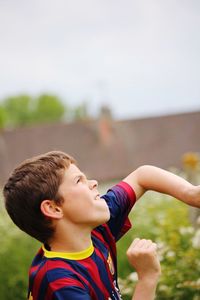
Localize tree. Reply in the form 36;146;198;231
2;95;32;127
0;94;67;128
33;94;66;124
0;106;7;129
0;93;92;129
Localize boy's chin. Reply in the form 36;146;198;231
97;212;110;226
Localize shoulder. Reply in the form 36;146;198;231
102;181;136;204
101;181;136;216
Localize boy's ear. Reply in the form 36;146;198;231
40;200;63;219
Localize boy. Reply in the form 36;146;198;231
3;151;200;300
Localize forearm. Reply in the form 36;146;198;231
136;165;194;205
124;164;200;206
132;277;158;300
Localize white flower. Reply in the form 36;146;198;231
192;229;200;249
159;284;170;292
128;272;138;282
179;226;194;235
196;216;200;226
166;251;175;258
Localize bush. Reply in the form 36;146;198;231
0;197;39;300
117;192;200;300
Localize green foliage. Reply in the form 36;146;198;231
0;198;39;300
117;192;200;300
0;94;65;128
0;106;7;128
33;94;66;124
0;94;91;129
1;95;32;127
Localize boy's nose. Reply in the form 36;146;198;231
89;179;98;189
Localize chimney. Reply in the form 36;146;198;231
98;106;113;146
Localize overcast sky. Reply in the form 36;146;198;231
0;0;200;119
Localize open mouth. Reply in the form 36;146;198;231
95;194;100;200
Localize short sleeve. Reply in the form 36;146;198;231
101;181;136;241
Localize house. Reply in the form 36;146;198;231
0;109;200;186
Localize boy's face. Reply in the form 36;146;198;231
58;164;110;228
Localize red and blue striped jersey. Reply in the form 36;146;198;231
28;181;136;300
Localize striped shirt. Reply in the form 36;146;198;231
28;181;136;300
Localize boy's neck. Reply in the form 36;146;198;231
49;223;93;253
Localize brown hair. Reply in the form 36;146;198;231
3;151;76;243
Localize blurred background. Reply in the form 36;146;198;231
0;0;200;299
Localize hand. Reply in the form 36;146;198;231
126;238;161;282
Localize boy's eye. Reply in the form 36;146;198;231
76;175;87;184
76;175;87;183
77;177;83;183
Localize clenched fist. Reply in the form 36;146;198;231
126;238;161;281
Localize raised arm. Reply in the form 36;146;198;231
123;165;200;208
